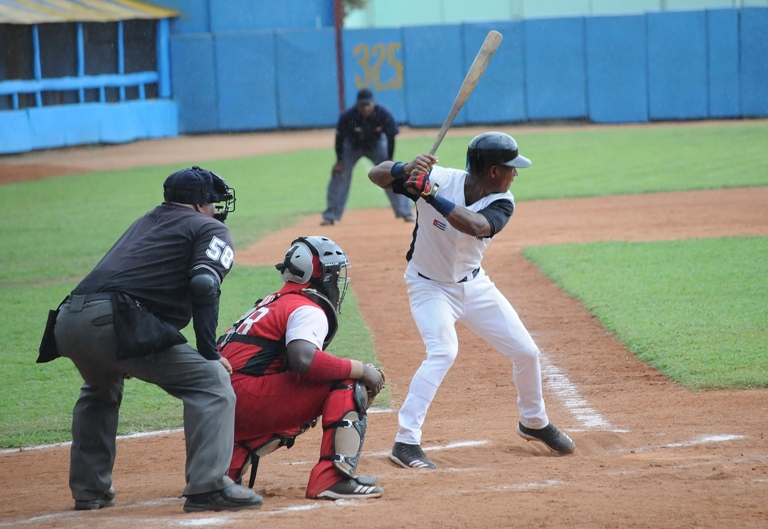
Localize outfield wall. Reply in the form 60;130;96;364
169;7;767;133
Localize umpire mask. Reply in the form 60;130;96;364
163;166;236;223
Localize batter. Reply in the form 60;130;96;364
368;132;576;469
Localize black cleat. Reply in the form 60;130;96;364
390;442;437;469
517;422;576;455
314;476;382;500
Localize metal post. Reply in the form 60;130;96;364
156;18;171;98
77;22;85;103
334;0;345;114
118;20;125;101
32;24;42;107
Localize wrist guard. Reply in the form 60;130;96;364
390;162;407;180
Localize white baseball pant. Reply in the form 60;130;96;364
395;268;549;445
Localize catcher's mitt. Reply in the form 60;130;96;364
365;363;386;408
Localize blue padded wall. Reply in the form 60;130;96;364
27;106;70;149
275;29;338;128
100;101;179;143
0;101;178;154
215;32;278;131
524;17;588;120
150;0;210;34
463;21;527;124
647;11;708;120
402;25;466;127
585;15;648;123
0;111;33;154
342;28;406;123
707;9;740;118
740;7;768;117
170;34;218;133
209;0;333;32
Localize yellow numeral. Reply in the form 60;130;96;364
353;42;403;91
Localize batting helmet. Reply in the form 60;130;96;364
163;166;236;222
466;132;531;173
275;236;351;315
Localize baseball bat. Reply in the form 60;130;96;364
428;30;503;156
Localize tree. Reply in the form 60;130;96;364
343;0;368;16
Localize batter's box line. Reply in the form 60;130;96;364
365;439;490;459
539;351;617;431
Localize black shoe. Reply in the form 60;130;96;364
314;477;383;500
517;422;576;455
74;486;116;510
183;483;264;513
320;218;335;226
389;442;437;469
403;214;416;222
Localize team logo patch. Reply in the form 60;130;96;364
433;219;446;231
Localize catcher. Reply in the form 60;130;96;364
218;236;386;500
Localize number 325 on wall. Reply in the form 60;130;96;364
353;43;403;91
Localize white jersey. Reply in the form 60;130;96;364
406;165;515;283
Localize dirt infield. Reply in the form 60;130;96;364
1;125;767;528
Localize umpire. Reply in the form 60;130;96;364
40;166;262;513
321;88;414;225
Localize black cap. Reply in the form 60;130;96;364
356;88;374;104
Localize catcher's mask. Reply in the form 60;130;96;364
466;132;531;174
163;166;236;223
275;236;350;314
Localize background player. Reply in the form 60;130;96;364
45;167;262;512
321;88;414;225
219;236;385;500
368;133;576;469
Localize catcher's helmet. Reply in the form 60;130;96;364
466;132;531;173
163;166;236;223
275;236;350;315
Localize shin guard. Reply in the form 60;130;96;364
319;380;368;478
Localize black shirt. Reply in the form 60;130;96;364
74;203;235;331
335;104;399;161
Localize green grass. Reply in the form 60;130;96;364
1;121;766;446
523;237;768;390
427;122;768;200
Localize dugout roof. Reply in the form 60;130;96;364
0;0;176;24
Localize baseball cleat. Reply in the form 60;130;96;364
74;486;116;510
314;477;382;500
183;483;263;513
389;441;438;469
517;422;576;455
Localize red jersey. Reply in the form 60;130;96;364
219;282;328;376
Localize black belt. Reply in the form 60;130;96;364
65;293;113;312
418;267;480;284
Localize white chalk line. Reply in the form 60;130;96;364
437;479;564;497
0;428;184;456
617;434;747;455
367;439;490;458
538;350;618;431
663;434;745;448
0;434;756;527
0;494;377;527
1;410;395;456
